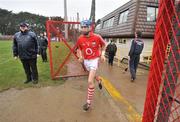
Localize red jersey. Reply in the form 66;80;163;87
76;32;106;59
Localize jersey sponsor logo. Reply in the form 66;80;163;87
85;48;93;55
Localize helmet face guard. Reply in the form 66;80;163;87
80;20;92;27
80;20;92;35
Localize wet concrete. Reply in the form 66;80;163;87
0;61;149;122
0;78;121;122
98;62;149;118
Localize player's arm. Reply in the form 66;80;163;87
99;35;106;62
76;39;84;63
100;44;106;62
77;49;84;63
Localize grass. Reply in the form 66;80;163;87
50;42;70;75
0;40;69;92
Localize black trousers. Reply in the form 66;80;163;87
21;58;38;81
129;55;140;79
108;52;115;65
40;48;47;61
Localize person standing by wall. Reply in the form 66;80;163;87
128;31;144;82
76;20;106;111
106;40;117;66
13;22;39;84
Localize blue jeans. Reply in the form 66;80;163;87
129;55;140;79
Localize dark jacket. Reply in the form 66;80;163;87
38;36;48;49
106;43;117;56
128;39;144;56
13;30;38;60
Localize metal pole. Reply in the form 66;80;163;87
77;12;80;30
64;0;68;39
89;0;95;22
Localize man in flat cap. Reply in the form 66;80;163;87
13;22;39;84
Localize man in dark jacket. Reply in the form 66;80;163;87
38;32;48;62
13;22;39;84
128;31;144;82
106;40;117;66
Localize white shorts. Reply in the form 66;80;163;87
84;58;99;71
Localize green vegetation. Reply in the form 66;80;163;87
0;41;66;92
0;8;63;35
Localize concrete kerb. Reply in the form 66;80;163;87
100;76;142;122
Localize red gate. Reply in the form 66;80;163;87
142;0;180;122
46;21;88;79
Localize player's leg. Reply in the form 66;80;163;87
95;75;102;89
83;69;96;111
94;58;102;89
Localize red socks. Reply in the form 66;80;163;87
86;86;95;105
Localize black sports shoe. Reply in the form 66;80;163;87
33;80;38;84
95;77;102;90
24;80;32;84
83;103;90;111
131;78;135;82
98;82;102;90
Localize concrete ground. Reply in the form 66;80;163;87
0;62;149;122
98;62;149;121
